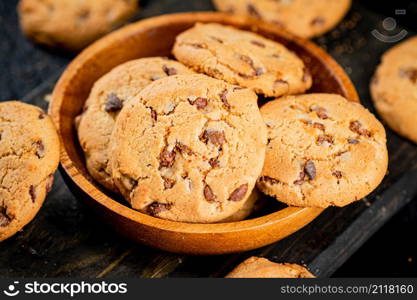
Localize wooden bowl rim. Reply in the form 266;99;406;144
50;12;359;235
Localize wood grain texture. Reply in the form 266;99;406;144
0;0;416;278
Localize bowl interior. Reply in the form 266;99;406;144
51;13;358;231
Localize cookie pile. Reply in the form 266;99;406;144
0;101;60;241
76;23;388;223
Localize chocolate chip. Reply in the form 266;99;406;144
45;174;54;193
332;171;343;179
33;141;45;158
162;65;177;76
147;202;171;216
251;40;265;48
204;184;216;202
162;177;176;189
255;67;264;76
313;122;325;131
311;17;325;26
189;97;208;110
304;160;316;180
317;134;334;144
104;93;123;112
259;176;280;185
150;108;157;121
209;157;220;168
239;55;255;68
247;3;261;19
201;130;226;146
294;171;307;185
0;208;11;227
159;146;176;168
228;184;248;202
210;36;224;43
349;121;371;137
29;185;36;203
39;111;46;119
220;90;231;109
347;138;360;144
176;142;194;156
399;67;417;83
311;106;328;119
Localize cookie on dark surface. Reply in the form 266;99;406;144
0;101;60;242
371;36;417;144
212;0;351;39
18;0;139;51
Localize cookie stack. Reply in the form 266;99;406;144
76;23;388;224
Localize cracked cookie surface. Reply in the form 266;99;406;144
257;94;388;208
76;57;194;192
371;36;417;144
18;0;139;51
173;23;312;97
212;0;351;39
226;257;315;278
0;101;59;241
110;74;267;223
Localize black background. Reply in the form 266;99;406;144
0;0;416;277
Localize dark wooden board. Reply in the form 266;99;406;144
1;0;417;278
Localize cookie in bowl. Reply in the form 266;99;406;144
0;101;60;242
173;23;312;97
18;0;139;51
212;0;351;39
257;93;388;208
76;57;194;192
109;74;267;223
226;257;315;278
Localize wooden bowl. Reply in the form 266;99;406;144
50;12;359;255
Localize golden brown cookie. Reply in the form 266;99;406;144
226;257;315;278
18;0;139;51
257;94;388;208
371;36;417;144
0;101;60;242
110;74;267;223
212;0;351;39
173;23;312;97
76;57;194;192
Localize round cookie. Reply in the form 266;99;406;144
257;94;388;208
173;23;312;97
76;57;194;192
212;0;351;39
110;74;267;223
226;257;315;278
18;0;139;51
371;36;417;144
0;101;60;242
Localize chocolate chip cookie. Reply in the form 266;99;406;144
173;23;312;97
226;257;315;278
76;57;194;192
212;0;351;39
0;101;60;242
257;94;388;208
371;36;417;144
18;0;139;51
110;74;267;223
